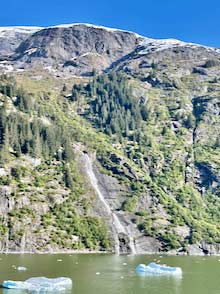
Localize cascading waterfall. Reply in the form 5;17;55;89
82;153;136;255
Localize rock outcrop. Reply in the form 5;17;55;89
13;24;142;75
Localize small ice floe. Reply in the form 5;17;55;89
135;262;182;276
2;277;72;291
17;266;27;271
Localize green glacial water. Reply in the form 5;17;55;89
0;254;220;294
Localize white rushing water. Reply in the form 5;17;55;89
83;153;136;255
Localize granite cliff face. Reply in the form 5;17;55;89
0;24;220;255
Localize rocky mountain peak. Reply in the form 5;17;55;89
0;23;220;77
11;23;143;75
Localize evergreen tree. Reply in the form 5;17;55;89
64;166;74;189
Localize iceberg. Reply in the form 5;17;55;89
135;262;182;276
17;266;27;271
2;277;72;292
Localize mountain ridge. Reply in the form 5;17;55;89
0;23;220;255
0;23;217;49
1;23;219;78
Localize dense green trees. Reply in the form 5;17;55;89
71;72;147;138
0;74;110;251
0;75;74;164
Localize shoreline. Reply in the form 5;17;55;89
0;250;109;255
1;250;220;256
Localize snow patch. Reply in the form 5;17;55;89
71;52;102;60
138;38;218;54
24;48;38;55
0;26;43;38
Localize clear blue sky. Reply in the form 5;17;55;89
1;0;220;47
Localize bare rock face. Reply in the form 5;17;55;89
0;27;42;58
13;24;142;75
2;23;220;79
135;236;162;254
187;242;220;255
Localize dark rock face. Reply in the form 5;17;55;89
14;25;142;75
118;233;132;254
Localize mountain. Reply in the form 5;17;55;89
0;24;220;255
0;27;42;57
1;24;220;76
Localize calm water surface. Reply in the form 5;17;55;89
0;254;220;294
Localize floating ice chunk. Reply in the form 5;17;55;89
2;277;72;292
17;266;27;271
135;262;182;276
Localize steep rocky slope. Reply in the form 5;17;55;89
0;24;220;255
12;24;142;75
0;27;42;57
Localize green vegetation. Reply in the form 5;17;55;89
0;74;110;251
69;71;220;251
1;68;220;253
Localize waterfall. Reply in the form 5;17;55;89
82;153;136;255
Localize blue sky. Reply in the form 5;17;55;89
1;0;220;47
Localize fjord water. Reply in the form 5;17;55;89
0;254;220;294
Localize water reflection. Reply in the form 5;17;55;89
135;272;182;294
3;290;25;294
3;290;72;294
